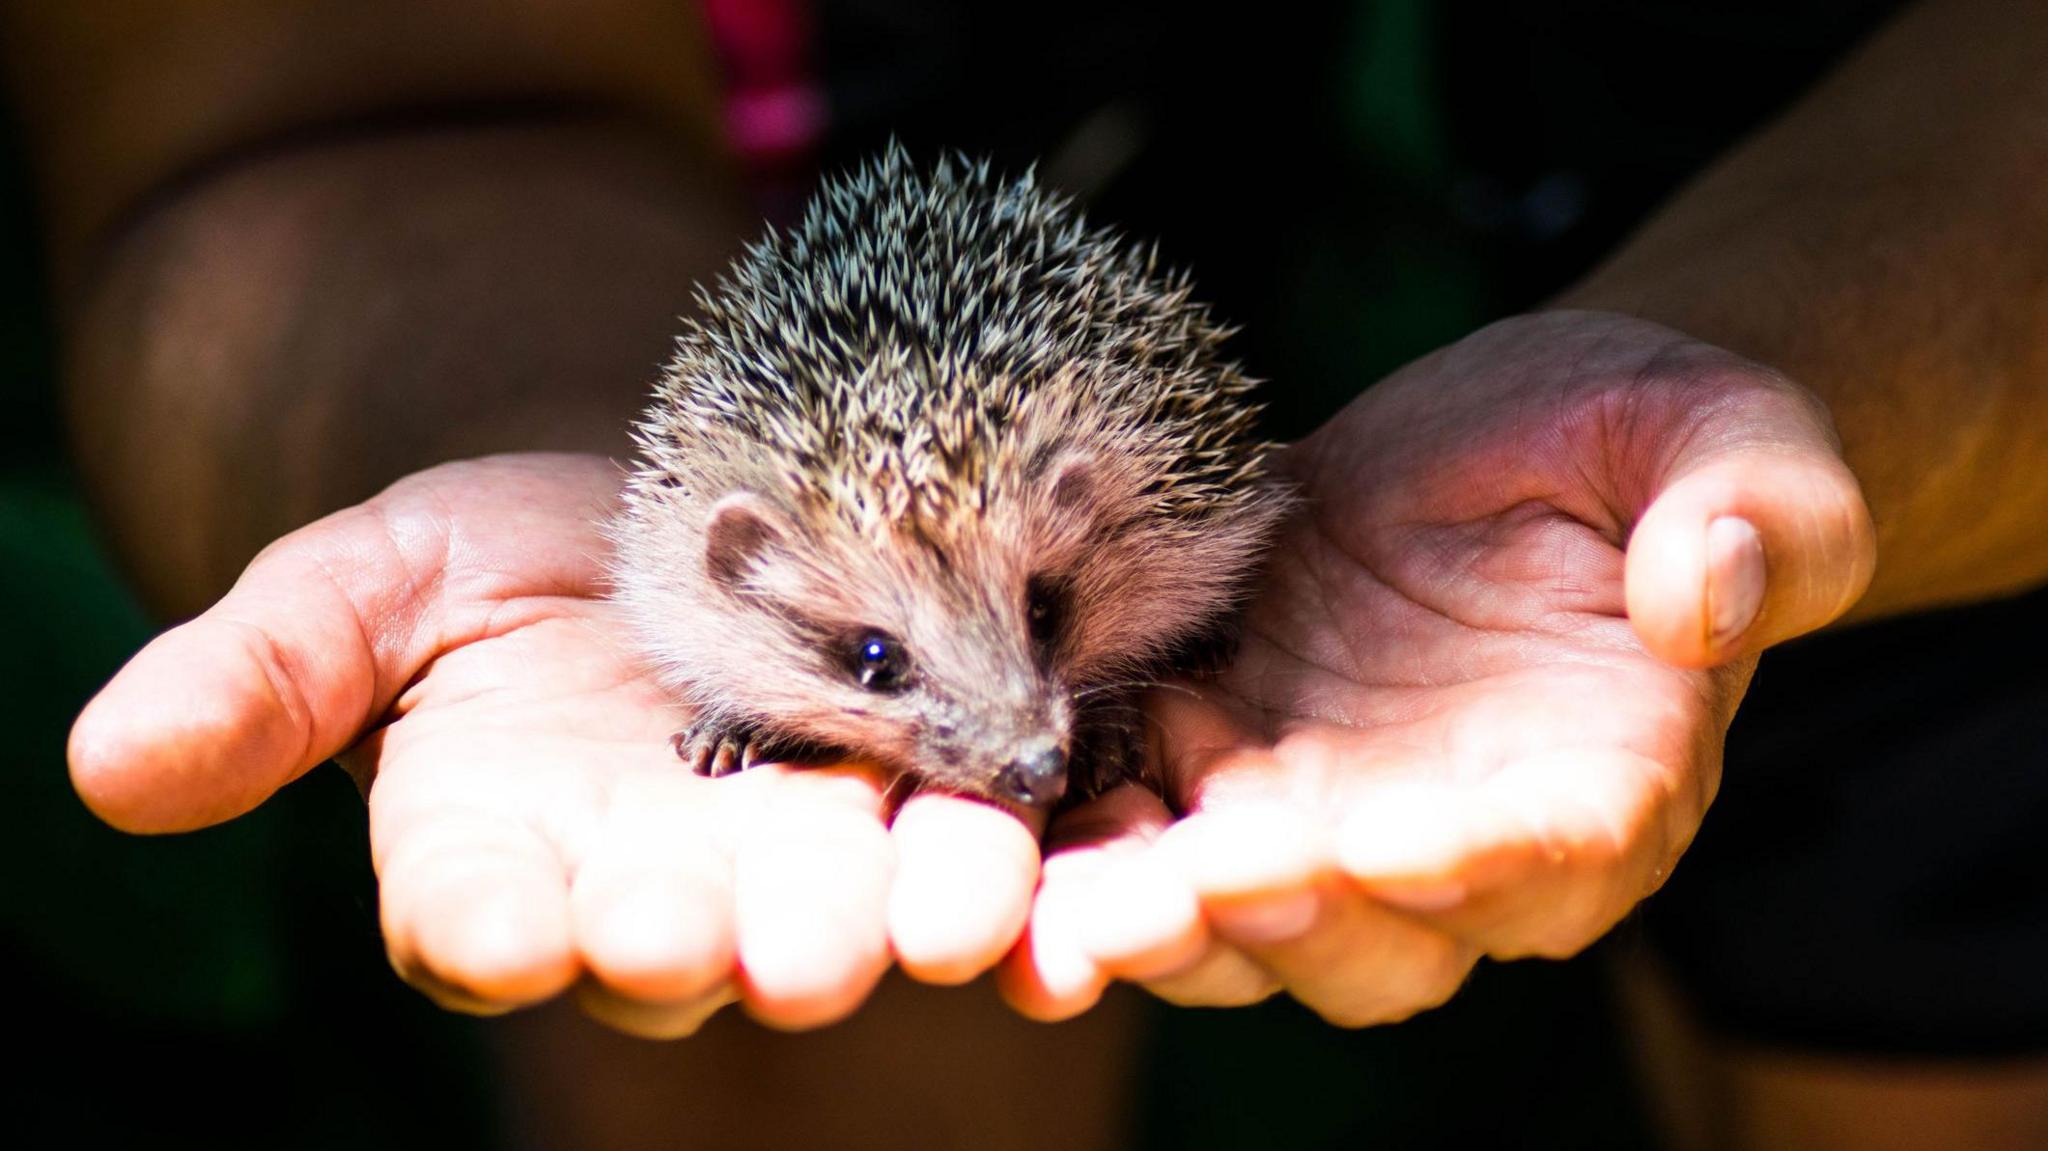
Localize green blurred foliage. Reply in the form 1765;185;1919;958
0;476;286;1027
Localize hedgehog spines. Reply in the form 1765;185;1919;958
633;141;1272;536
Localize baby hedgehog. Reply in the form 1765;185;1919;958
611;144;1288;810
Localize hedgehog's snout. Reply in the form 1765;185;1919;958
997;743;1068;808
919;696;1072;808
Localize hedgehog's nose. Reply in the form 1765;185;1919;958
999;745;1068;808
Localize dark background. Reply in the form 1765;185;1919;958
10;1;1985;1147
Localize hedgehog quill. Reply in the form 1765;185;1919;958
611;145;1290;810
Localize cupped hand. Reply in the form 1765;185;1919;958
1000;310;1877;1025
69;453;1043;1035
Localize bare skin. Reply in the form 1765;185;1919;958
1001;1;2048;1147
68;450;1065;1029
999;311;1865;1021
25;0;2048;1149
21;0;1113;1139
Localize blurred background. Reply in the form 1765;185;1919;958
3;0;1946;1146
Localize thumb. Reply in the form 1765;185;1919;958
1623;385;1877;668
67;507;423;834
67;453;618;833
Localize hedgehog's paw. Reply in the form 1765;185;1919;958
670;722;761;779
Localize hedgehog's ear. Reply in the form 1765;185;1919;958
1045;452;1100;514
704;492;793;589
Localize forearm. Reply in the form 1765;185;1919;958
6;0;745;615
61;119;744;613
1559;0;2048;620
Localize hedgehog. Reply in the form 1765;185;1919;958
610;144;1290;811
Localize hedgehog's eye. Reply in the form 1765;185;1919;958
849;632;912;693
1026;576;1064;650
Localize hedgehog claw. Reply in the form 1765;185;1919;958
672;724;756;779
710;738;742;777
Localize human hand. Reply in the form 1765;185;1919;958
999;311;1876;1024
69;453;1045;1035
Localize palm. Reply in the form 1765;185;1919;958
348;463;682;816
347;569;698;1009
74;452;1046;1035
1212;357;1744;863
1008;312;1865;1025
1178;316;1742;861
1227;504;1721;805
351;539;688;871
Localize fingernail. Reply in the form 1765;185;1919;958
1208;891;1321;943
1706;516;1765;647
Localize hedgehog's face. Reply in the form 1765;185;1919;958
618;439;1275;808
620;444;1260;808
654;472;1098;808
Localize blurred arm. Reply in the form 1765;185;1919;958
1559;0;2048;621
2;0;747;613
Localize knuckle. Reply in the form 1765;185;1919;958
1400;934;1481;1013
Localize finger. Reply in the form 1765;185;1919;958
1160;803;1323;956
1213;873;1475;1028
576;979;740;1040
887;794;1043;985
1153;802;1473;1025
1625;382;1875;668
1336;750;1690;960
1077;850;1208;980
994;859;1109;1022
995;785;1169;1021
1248;882;1477;1028
1058;786;1210;980
1046;788;1286;1011
379;808;580;1011
732;765;896;1030
68;455;621;832
68;533;392;832
1136;939;1281;1009
1097;795;1288;1010
1110;718;1332;1008
570;771;735;1005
